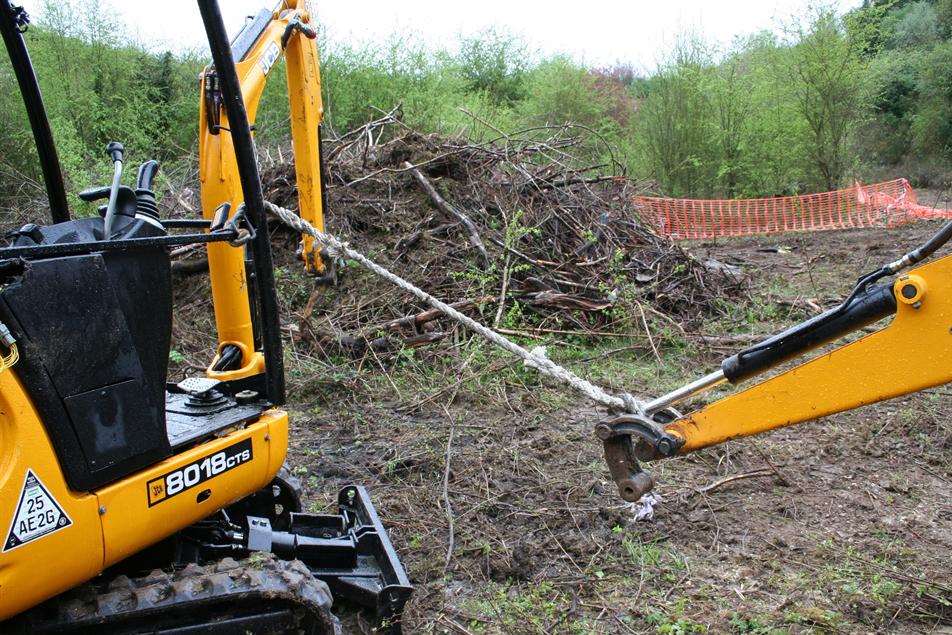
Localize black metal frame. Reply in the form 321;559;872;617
0;0;69;222
243;486;413;625
0;226;240;259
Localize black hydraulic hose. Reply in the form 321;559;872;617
734;217;952;364
889;219;952;270
734;266;889;362
198;0;286;406
0;0;69;223
722;283;897;383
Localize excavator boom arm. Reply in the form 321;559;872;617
667;257;952;451
199;0;327;382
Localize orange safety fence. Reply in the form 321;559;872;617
635;179;952;240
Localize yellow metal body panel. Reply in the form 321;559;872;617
98;411;288;567
284;7;326;275
0;373;103;621
0;3;319;622
0;403;288;620
199;2;325;378
666;254;952;452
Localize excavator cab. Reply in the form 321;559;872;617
0;1;410;631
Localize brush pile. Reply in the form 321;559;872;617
175;111;742;361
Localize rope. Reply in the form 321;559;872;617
264;200;645;415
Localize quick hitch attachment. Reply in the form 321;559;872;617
596;414;684;502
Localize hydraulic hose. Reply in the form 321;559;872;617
886;219;952;272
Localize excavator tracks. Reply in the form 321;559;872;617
6;554;342;634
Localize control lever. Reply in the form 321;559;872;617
78;186;111;202
134;160;161;222
135;159;159;191
103;141;125;239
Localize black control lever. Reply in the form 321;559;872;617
134;160;161;221
78;186;111;202
136;159;160;191
103;141;125;239
79;158;163;227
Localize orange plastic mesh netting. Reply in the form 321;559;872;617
635;179;952;240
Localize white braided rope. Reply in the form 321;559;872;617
264;201;645;414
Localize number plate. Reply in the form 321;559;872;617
147;439;253;506
4;470;72;552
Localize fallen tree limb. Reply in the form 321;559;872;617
404;161;490;266
364;295;497;335
171;258;209;276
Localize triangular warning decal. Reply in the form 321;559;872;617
3;470;72;552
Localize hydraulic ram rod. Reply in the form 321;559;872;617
643;282;898;415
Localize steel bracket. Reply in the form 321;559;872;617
595;414;684;502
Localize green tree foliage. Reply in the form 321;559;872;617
0;0;200;211
637;38;718;197
911;41;952;158
885;1;940;48
937;0;952;37
455;29;528;104
786;9;867;189
2;0;951;212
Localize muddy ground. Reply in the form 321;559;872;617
280;222;951;634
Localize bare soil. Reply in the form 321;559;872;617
284;223;951;634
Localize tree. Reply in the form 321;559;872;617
786;10;867;190
456;29;528;104
637;37;719;197
709;54;754;196
911;41;952;158
886;1;939;49
936;0;952;38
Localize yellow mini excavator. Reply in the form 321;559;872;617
0;1;409;632
3;0;952;632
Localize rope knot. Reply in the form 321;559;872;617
620;393;646;416
524;346;549;371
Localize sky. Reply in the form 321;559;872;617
66;0;862;69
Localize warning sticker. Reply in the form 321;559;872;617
3;470;72;552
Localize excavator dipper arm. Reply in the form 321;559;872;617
602;220;952;501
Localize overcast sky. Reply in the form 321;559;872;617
62;0;862;69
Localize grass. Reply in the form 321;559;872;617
275;225;952;633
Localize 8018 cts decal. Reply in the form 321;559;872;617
148;439;252;506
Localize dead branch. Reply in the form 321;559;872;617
404;161;490;266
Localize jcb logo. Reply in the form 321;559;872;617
260;42;280;76
149;481;166;503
